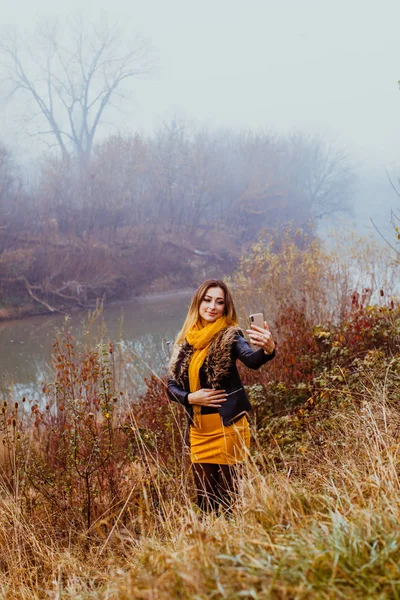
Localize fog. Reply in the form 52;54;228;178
2;3;398;131
1;0;399;235
2;3;399;140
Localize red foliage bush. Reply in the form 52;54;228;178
12;331;129;530
239;295;400;430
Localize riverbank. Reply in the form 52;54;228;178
0;303;48;322
0;287;194;324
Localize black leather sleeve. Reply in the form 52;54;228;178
167;379;190;406
233;332;276;370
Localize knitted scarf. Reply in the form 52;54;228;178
186;316;230;427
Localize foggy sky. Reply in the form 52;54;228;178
1;0;400;233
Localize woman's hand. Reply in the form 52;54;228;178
246;320;275;354
188;388;228;407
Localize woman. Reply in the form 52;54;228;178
167;279;275;512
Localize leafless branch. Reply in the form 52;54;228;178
370;218;399;256
386;168;400;198
0;18;153;162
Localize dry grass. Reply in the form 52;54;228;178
1;380;400;599
1;230;399;598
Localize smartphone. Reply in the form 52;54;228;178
248;313;264;329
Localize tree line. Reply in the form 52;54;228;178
0;125;355;314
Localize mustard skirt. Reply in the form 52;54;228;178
190;413;250;465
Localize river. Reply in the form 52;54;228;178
0;291;192;401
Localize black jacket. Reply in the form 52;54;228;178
167;326;275;426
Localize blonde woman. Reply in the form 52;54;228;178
168;279;275;512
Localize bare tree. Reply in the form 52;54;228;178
0;18;153;164
285;133;357;220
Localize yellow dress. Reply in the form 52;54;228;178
190;413;250;465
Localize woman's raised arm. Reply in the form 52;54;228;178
233;332;275;370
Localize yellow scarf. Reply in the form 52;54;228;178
186;316;230;427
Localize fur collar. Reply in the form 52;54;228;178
169;326;242;389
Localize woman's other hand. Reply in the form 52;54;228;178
246;320;275;354
188;388;228;407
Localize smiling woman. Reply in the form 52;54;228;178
199;287;226;324
167;279;276;513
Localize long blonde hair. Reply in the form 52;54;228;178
175;280;238;344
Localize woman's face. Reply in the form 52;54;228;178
199;286;226;326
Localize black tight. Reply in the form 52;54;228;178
192;463;238;513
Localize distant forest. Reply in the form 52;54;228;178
0;126;356;316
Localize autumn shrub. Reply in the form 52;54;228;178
230;226;331;325
244;299;400;469
231;226;400;327
7;329;128;531
0;316;191;543
229;227;399;453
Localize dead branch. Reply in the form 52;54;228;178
24;278;66;314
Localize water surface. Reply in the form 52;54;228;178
0;292;192;400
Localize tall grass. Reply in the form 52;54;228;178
0;230;399;598
0;350;399;598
